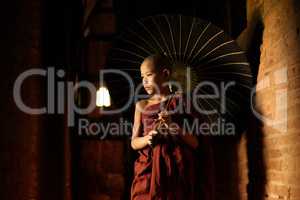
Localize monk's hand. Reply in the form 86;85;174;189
146;130;158;146
158;110;172;125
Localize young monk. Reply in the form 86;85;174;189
130;54;214;200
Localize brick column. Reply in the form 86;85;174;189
238;0;300;199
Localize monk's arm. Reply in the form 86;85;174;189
131;102;151;150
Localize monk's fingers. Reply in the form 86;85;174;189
163;110;172;115
146;135;152;145
158;111;169;118
159;114;171;122
149;130;158;136
158;114;168;119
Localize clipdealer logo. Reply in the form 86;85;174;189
12;66;288;136
13;67;137;127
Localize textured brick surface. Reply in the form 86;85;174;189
236;0;300;199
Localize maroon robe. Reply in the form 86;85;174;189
131;94;214;200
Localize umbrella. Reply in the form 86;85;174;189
106;14;253;135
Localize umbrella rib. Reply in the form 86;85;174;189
186;22;211;64
151;16;175;62
203;51;245;65
127;28;157;54
197;62;250;71
193;87;223;122
113;48;146;59
190;30;224;63
198;75;253;90
200;71;253;78
183;17;195;63
164;15;177;60
194;88;237;127
137;20;166;55
220;62;250;66
196;88;237;121
179;15;182;62
195;40;235;64
121;38;153;55
197;82;248;111
193;96;215;127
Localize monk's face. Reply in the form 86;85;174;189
140;59;168;95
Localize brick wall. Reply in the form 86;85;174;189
237;0;300;199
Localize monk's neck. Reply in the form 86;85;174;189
151;91;172;102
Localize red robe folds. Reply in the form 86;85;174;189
131;94;214;200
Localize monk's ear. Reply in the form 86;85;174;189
162;68;171;78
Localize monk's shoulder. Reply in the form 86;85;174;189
135;99;147;111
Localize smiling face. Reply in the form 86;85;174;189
140;56;171;95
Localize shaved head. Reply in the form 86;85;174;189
143;54;172;73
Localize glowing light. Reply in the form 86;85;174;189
96;86;111;107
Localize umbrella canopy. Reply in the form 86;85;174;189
106;15;253;135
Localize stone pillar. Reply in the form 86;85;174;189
238;0;300;199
